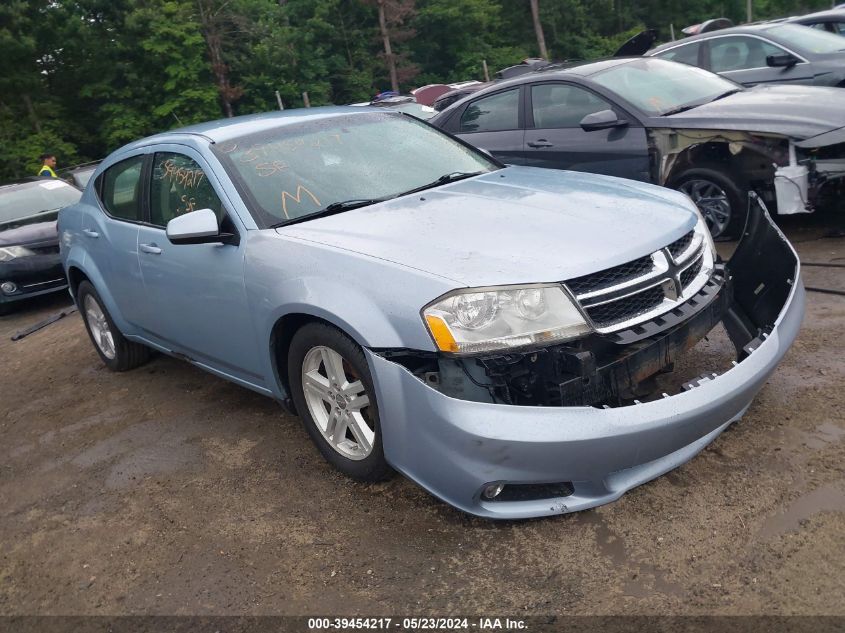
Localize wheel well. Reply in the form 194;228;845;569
270;313;336;407
67;266;89;299
665;141;773;190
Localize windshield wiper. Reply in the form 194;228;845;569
708;88;742;103
660;103;703;116
270;197;388;228
397;171;484;196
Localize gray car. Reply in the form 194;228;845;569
785;9;845;36
58;108;803;519
647;23;845;88
430;57;845;239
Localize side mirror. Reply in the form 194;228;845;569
766;53;798;68
478;148;494;159
580;109;629;132
166;208;233;245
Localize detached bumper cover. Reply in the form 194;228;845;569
367;204;804;518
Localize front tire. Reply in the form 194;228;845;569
288;322;393;483
672;167;747;239
77;280;151;371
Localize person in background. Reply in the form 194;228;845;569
37;153;58;178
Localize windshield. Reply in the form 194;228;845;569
592;58;740;116
764;23;845;54
213;111;496;226
0;180;81;225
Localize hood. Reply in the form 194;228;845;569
659;84;845;139
613;29;658;57
277;166;696;288
0;213;59;247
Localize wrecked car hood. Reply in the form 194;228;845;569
656;85;845;140
277;166;696;287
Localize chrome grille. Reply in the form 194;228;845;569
565;255;655;296
584;285;666;328
667;230;694;260
564;229;712;333
680;256;703;288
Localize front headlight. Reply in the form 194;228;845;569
0;246;35;262
422;284;591;354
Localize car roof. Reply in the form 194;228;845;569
788;9;845;22
649;23;787;53
119;106;387;151
451;57;637;91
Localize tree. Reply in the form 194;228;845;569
529;0;548;59
364;0;417;92
196;0;245;117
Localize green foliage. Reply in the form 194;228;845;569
0;0;839;181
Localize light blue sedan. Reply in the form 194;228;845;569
58;108;803;518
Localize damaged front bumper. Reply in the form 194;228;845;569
366;202;804;519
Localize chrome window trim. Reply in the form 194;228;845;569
653;33;810;69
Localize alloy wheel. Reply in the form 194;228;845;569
301;346;375;461
679;178;732;238
84;294;116;360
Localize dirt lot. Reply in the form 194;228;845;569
1;216;843;617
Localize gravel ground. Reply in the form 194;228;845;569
0;216;843;616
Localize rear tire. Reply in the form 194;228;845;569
672;167;747;239
77;280;151;371
288;322;393;483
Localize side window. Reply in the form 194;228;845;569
655;42;701;66
709;36;787;72
100;155;144;221
460;89;520;133
835;22;845;35
531;84;613;129
150;153;224;227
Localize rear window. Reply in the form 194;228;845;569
100;155;144;221
0;181;81;225
764;23;845;54
460;89;520;133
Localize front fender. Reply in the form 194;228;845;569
245;232;459;397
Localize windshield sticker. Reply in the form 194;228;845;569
281;185;320;219
39;180;67;190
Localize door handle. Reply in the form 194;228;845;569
82;229;99;238
527;140;553;148
139;243;162;255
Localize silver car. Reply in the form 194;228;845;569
58;108;803;518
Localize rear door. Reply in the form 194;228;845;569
521;82;650;182
703;35;814;85
450;87;525;164
83;154;147;325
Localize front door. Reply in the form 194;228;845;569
522;82;650;182
136;149;264;383
705;35;814;86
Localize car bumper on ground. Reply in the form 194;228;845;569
367;204;804;519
